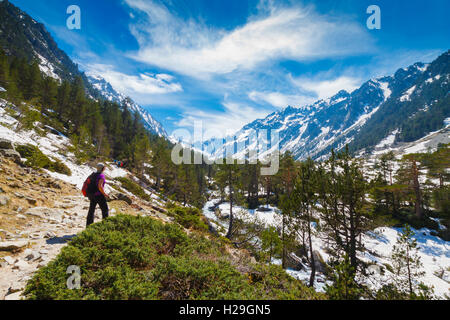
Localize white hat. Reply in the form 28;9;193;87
96;163;105;172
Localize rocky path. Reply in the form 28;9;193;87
0;195;97;299
0;155;172;300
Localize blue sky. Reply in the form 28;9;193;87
10;0;450;138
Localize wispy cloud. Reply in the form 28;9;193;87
290;75;362;100
124;0;374;78
86;63;183;96
248;91;315;108
175;101;272;140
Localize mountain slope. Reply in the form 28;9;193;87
204;51;450;160
0;0;166;138
0;0;87;83
87;75;167;137
349;51;450;154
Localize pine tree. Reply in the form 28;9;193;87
69;76;87;133
39;76;57;112
261;226;282;264
390;225;434;299
325;255;361;300
317;147;372;277
215;161;242;239
371;151;397;215
396;154;425;219
56;80;71;120
287;158;318;286
0;49;9;87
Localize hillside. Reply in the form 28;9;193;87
87;75;167;137
0;0;81;82
0;0;166;137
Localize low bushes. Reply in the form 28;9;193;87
24;215;323;300
166;204;209;232
115;177;151;202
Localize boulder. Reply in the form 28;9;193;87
8;282;25;294
0;195;10;206
312;250;329;275
285;252;306;271
4;292;22;300
215;208;229;220
25;207;63;218
44;231;56;239
151;204;167;214
37;259;50;268
3;256;16;265
0;240;28;252
24;249;41;261
39;248;50;255
0;149;21;163
0;138;13;150
25;197;37;206
13;259;29;271
8;181;21;188
116;193;132;205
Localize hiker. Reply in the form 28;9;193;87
83;163;109;227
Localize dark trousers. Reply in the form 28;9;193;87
86;194;109;227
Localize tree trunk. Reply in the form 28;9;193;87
307;209;316;287
412;160;423;219
226;172;234;239
281;212;286;269
349;207;357;274
406;246;413;296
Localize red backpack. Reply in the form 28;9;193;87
82;173;100;197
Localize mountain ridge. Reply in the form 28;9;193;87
87;75;167;137
202;52;449;161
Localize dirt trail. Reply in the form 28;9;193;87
0;158;171;300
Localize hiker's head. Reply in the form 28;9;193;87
96;163;105;173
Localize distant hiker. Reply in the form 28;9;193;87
82;163;109;227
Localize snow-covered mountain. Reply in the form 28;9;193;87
203;51;450;160
87;75;167;137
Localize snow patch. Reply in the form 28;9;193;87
400;86;416;102
378;81;392;101
375;129;399;149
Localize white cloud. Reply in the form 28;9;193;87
175;101;272;140
86;63;182;95
248;91;315;108
290;75;362;100
124;0;373;78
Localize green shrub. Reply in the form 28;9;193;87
16;144;72;176
49;159;72;176
167;205;209;232
19;107;41;130
115;177;151;202
24;215;323;300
